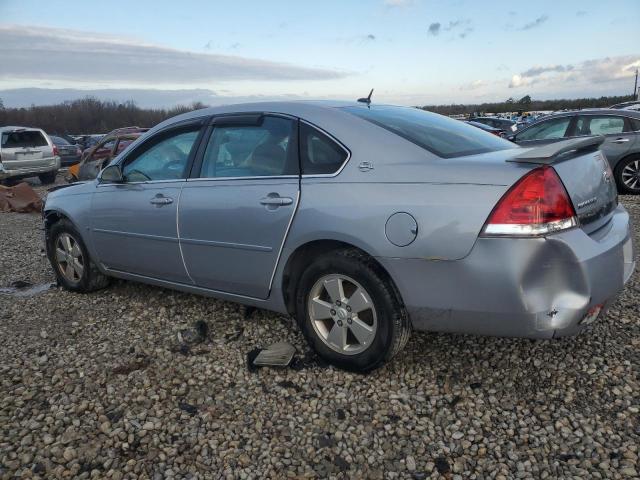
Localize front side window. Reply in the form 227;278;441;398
575;116;626;136
199;116;296;178
300;123;348;175
122;129;199;182
343;105;514;158
516;117;572;141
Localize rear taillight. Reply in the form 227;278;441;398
52;145;59;156
481;165;578;236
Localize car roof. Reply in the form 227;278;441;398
149;100;383;132
0;126;45;133
537;108;640;120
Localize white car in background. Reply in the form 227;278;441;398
0;126;60;184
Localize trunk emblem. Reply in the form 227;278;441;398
577;197;597;209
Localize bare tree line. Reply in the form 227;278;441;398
0;94;635;135
0;97;207;135
421;94;634;116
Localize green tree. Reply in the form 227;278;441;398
518;95;532;106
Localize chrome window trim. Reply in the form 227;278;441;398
97;178;188;187
299;119;352;178
186;175;299;182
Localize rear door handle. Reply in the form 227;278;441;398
260;196;293;206
150;195;173;206
612;138;630;144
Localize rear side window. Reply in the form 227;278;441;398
200;116;297;178
516;117;571;141
575;116;626;136
300;123;348;174
630;117;640;131
343;106;513;158
1;130;48;148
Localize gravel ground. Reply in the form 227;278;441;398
1;175;639;479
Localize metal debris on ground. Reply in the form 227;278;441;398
0;281;54;297
176;320;209;345
0;182;43;213
251;341;296;368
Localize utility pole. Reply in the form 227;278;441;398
635;69;639;101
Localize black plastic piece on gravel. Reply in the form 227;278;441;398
435;457;451;474
178;402;198;415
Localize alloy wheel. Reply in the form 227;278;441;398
621;160;640;190
55;233;84;283
307;274;377;355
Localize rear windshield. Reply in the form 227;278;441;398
51;136;70;145
343;105;515;158
1;130;48;148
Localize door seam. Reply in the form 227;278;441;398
176;183;196;285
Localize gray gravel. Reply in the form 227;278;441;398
1;175;639;479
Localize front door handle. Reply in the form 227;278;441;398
260;195;293;207
612;138;630;144
150;195;174;206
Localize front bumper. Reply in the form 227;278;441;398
0;157;60;180
379;204;635;339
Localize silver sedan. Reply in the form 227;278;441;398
43;101;635;371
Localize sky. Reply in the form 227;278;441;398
0;0;639;108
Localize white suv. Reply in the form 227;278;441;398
0;126;60;184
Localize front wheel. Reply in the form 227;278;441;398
614;155;640;194
295;249;410;372
47;219;110;292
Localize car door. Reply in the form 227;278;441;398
571;114;635;166
91;122;204;283
178;114;300;299
513;115;575;147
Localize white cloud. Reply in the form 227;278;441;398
0;25;347;88
509;55;640;90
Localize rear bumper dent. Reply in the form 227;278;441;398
380;204;635;339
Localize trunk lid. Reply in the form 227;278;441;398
510;137;617;234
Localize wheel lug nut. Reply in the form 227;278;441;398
337;320;343;327
347;318;352;324
336;301;341;306
331;309;336;316
346;306;351;312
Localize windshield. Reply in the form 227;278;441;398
343;105;515;158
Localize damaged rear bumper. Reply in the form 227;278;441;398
379;204;635;339
0;158;60;180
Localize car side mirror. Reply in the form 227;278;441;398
100;164;123;183
507;134;516;142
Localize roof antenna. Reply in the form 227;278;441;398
357;88;374;106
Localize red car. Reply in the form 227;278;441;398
68;127;149;181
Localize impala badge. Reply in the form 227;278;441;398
577;197;597;209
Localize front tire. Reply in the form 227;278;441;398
614;155;640;194
295;249;410;372
47;219;110;292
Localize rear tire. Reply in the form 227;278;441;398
38;171;57;185
614;155;640;194
295;249;410;372
47;219;110;292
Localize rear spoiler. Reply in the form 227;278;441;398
508;136;605;164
